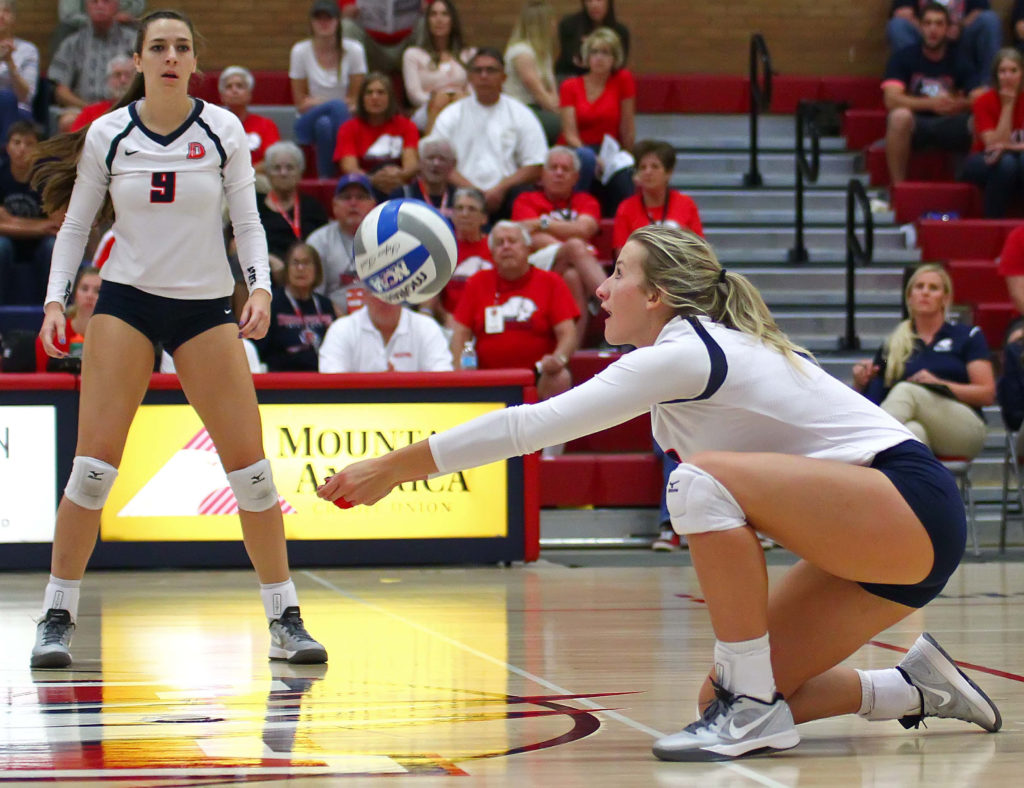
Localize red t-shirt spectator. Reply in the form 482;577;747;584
242;113;281;166
511;188;602;225
333;115;419;171
34;317;82;372
558;69;636;146
971;90;1024;153
613;191;704;251
998;225;1024;277
454;266;579;370
70;100;114;131
442;237;493;315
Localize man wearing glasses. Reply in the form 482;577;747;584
431;48;548;219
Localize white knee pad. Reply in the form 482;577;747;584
65;456;118;510
666;463;746;536
227;459;279;512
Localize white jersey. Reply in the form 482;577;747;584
429;316;917;474
46;99;271;306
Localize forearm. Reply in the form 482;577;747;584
496;165;541;194
448;169;474;189
940;380;995;407
55;84;86;109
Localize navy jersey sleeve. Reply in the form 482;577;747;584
963;325;991;363
883;47;913;86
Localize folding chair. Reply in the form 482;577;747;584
937;457;979;556
1000;429;1024;553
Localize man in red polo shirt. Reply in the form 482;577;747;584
451;221;579;403
512;146;608;345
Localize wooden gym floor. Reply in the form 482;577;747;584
1;553;1022;786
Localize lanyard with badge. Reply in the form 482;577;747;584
268;192;302;239
484;281;505;334
643;190;672;226
285;291;324;351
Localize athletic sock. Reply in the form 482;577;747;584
260;578;299;621
855;667;922;721
714;634;777;702
42;575;81;623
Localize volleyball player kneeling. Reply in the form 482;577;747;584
317;225;1000;761
30;10;326;669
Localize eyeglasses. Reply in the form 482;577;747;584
470;65;502;75
269;163;299;173
453;204;483;213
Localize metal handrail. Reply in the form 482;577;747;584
840;178;874;351
787;100;821;263
743;33;772;188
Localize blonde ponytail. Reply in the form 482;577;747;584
629;226;812;364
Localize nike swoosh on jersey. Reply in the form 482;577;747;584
125;149;139;156
223;308;232;314
727;711;772;740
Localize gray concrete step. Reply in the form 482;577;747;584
688;189;879;212
675;152;860;177
701;208;895;226
706;226;907;252
736;266;907;292
716;247;921;265
774;310;903;335
636;113;848;153
672;172;866;189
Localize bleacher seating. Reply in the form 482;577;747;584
539;350;662;508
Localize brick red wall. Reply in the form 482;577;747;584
14;0;1018;80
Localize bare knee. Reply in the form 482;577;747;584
887;108;914;137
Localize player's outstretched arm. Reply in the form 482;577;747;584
317;440;438;507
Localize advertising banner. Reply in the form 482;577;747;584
0;405;57;543
101;402;508;542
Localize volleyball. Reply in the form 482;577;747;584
354;198;457;305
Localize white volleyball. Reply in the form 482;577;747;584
354;198;457;305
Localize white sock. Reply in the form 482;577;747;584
42;575;81;622
855;667;921;721
714;634;776;702
260;578;299;620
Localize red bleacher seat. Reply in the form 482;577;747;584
539;453;662;507
819;76;883;111
189;70;293;105
769;75;822;114
843;108;886;151
947;259;1004;305
892;182;981;224
974;302;1017;348
866;141;957;186
918;219;1022;260
299;178;337;215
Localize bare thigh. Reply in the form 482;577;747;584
172;326;265;471
692;451;934;586
76;314;156;464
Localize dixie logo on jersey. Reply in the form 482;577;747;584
187;142;206;160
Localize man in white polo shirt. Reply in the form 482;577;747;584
431;47;547;218
317;293;454;373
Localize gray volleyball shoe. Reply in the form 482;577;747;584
652;681;800;762
30;608;75;669
896;632;1001;732
268;606;328;664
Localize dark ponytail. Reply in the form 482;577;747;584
31;10;197;218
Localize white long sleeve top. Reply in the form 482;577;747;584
429;316;917;473
46;99;271;307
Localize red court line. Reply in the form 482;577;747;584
869;640;1024;684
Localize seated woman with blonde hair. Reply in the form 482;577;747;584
504;0;561;145
853;264;994;459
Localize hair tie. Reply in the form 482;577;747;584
718;268;728;284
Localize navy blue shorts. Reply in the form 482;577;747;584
94;281;235;354
859;439;966;608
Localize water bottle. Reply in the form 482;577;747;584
460;340;477;371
